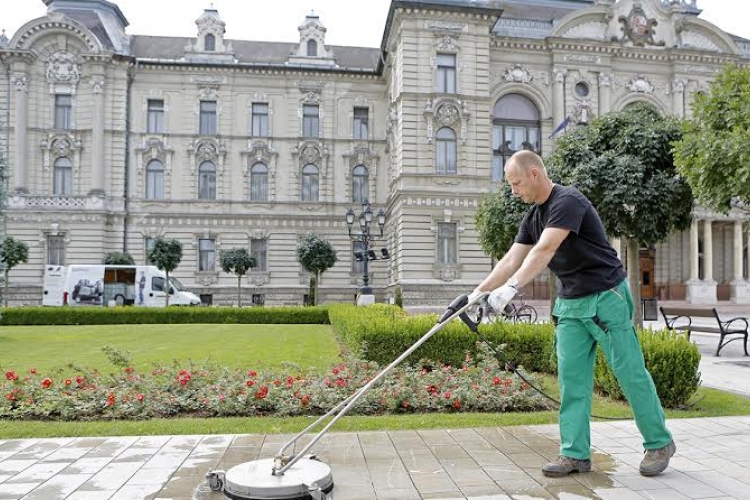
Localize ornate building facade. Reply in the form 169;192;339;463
1;0;749;306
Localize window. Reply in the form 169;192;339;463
251;238;268;271
252;103;269;137
352;165;369;204
144;237;155;265
198;161;216;200
53;157;72;195
352;241;366;274
307;39;318;57
436;53;456;93
145;159;164;199
250;162;269;202
353;107;368;140
437;222;457;264
205;34;215;51
147;99;165;133
198;238;216;271
47;234;65;265
436;127;457;175
303;104;319;138
54;94;72;129
152;276;166;292
301;164;319;202
200;100;217;135
492;94;541;182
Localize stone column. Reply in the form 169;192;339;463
552;70;566;134
11;72;29;194
689;218;699;281
598;73;612;115
672;78;686;118
89;76;106;196
703;219;713;282
686;218;716;303
731;220;750;303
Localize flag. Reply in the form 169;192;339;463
548;116;571;139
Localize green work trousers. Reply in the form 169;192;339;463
552;279;672;460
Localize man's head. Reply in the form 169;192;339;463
504;150;553;204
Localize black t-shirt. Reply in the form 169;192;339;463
515;185;626;298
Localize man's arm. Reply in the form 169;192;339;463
507;227;570;288
475;242;532;292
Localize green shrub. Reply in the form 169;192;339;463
0;306;329;326
394;287;403;308
594;328;700;408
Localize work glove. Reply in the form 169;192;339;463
467;289;484;305
487;284;517;314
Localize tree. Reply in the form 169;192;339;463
219;248;256;307
0;236;29;307
673;63;750;213
103;252;135;265
546;104;693;326
296;233;338;306
147;238;183;306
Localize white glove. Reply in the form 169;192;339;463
467;289;484;305
488;284;518;314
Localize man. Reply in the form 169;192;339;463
471;150;675;477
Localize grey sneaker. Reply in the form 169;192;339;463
542;456;592;477
640;440;676;476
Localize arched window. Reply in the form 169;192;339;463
250;162;268;202
352;165;369;203
307;39;318;57
301;164;319;202
436;127;457;174
145;159;164;199
205;34;215;51
199;161;216;200
53;157;72;196
492;94;541;182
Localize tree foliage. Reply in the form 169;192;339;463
475;180;529;260
296;233;338;306
103;252;135;265
1;236;29;307
546;103;693;246
673;63;750;213
219;248;256;307
146;238;183;306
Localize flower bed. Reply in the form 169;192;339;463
0;345;552;421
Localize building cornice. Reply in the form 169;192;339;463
135;60;382;79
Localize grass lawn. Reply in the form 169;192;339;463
0;324;342;375
0;382;747;439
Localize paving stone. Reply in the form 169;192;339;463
18;474;91;500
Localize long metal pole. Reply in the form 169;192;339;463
274;292;488;475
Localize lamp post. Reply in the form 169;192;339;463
345;200;386;297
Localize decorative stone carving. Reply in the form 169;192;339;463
672;78;687;94
598;73;613;87
11;73;28;92
301;145;321;164
436;103;459;127
555;71;567;84
190;75;227;85
196;143;218;162
625;74;654;93
198;86;218;100
302;91;320;103
565;54;601;64
249;272;270;286
504;64;533;84
618;3;665;47
40;133;83;172
437;36;458;52
196;273;218;286
52;139;71;158
424;20;468;32
90;77;106;94
46;53;81;84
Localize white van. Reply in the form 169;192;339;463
42;265;67;306
61;265;201;307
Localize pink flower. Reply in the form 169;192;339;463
335;379;347;388
137;394;144;402
41;378;53;389
5;371;18;381
246;380;255;387
443;391;452;399
247;370;257;377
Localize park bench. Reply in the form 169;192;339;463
659;306;749;357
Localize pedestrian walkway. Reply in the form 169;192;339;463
1;416;750;499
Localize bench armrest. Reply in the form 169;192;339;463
720;316;749;332
664;314;691;330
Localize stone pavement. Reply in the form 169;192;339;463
1;303;749;500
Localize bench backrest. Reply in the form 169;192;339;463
660;307;717;319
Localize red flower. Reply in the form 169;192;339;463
443;391;452;399
65;379;72;386
176;369;191;387
426;384;439;396
29;368;37;375
273;380;281;386
247;370;257;377
453;398;462;410
106;393;116;406
246;380;255;387
5;371;18;381
335;379;347;388
401;400;410;409
332;367;340;375
255;386;269;399
124;367;134;374
301;394;311;406
493;376;501;385
75;376;85;385
137;394;144;402
41;378;53;389
286;376;295;388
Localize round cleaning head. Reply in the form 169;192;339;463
223;457;334;500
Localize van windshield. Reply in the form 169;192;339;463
169;277;186;291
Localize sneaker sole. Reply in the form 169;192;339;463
542;466;592;478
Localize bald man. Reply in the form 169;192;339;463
471;150;675;477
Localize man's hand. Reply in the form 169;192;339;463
488;284;517;314
467;289;484;305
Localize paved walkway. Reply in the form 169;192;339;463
1;303;749;500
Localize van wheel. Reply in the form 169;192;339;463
114;295;125;306
74;296;81;303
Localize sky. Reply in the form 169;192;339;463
1;0;749;48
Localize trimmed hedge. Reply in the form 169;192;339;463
0;306;330;326
328;304;701;408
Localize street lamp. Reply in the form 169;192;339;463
345;200;387;297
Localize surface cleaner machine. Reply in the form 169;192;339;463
205;292;491;500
